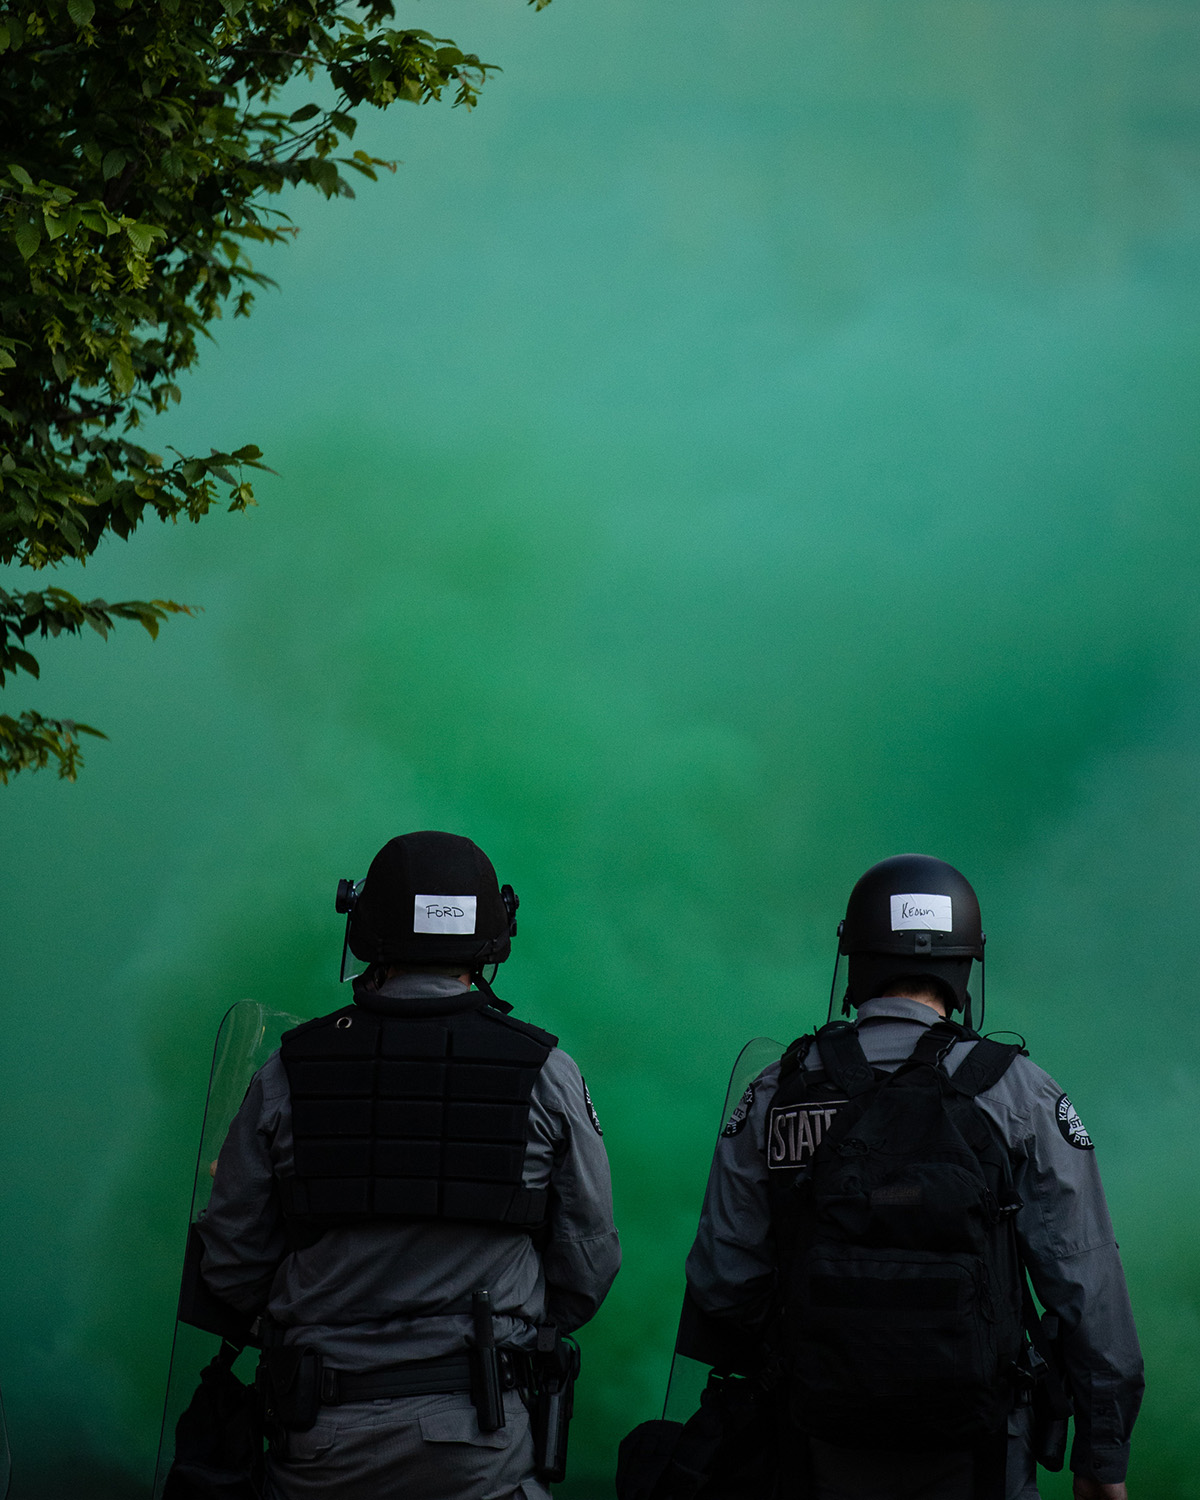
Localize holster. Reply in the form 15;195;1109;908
1017;1287;1073;1474
256;1346;324;1442
1028;1314;1072;1471
531;1326;581;1483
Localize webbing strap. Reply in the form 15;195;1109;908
778;1033;814;1083
814;1022;875;1096
908;1020;965;1069
951;1038;1024;1098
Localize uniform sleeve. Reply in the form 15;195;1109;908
530;1049;621;1333
684;1064;778;1329
196;1056;290;1314
987;1059;1144;1484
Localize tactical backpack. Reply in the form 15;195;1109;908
765;1018;1026;1455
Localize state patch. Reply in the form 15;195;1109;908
767;1099;847;1169
1055;1094;1094;1150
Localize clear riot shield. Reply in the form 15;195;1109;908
152;999;307;1499
662;1035;785;1423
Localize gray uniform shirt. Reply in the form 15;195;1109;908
198;977;621;1367
685;996;1144;1484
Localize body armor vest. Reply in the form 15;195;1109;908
763;1019;1026;1453
279;1002;557;1230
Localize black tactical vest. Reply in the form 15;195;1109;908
764;1019;1026;1452
278;1002;557;1230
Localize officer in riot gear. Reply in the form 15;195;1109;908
685;854;1143;1500
197;831;620;1500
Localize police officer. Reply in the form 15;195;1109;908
197;831;620;1499
685;854;1143;1500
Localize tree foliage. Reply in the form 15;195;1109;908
0;0;548;782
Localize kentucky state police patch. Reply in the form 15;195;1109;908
1055;1094;1094;1150
582;1078;603;1136
767;1099;848;1169
722;1083;755;1137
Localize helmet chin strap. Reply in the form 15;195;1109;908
469;966;512;1014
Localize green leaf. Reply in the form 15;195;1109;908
7;648;40;678
8;163;33;188
312;160;339;198
67;0;96;25
109;346;135;395
0;21;9;52
102;150;127;181
289;103;320;123
125;221;164;254
13;222;40;259
43;209;69;240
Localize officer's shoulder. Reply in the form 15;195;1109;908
238;1050;288;1122
280;1005;356;1046
483;1004;558;1051
961;1041;1061;1110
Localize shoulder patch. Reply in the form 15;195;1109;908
582;1077;603;1135
722;1082;755;1138
1055;1093;1094;1150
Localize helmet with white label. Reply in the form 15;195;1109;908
342;831;517;971
838;854;983;1014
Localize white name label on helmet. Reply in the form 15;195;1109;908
414;895;477;935
890;893;953;932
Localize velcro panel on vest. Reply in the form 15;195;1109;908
281;1004;552;1229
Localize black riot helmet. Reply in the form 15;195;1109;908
836;854;985;1019
337;831;518;976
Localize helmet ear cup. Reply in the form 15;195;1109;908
501;885;519;937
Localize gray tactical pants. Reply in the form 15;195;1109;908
265;1388;551;1500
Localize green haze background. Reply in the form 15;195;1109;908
2;0;1199;1493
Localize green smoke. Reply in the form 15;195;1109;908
2;1;1198;1494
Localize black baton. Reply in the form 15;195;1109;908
471;1289;506;1433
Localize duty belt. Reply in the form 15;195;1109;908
320;1353;477;1404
